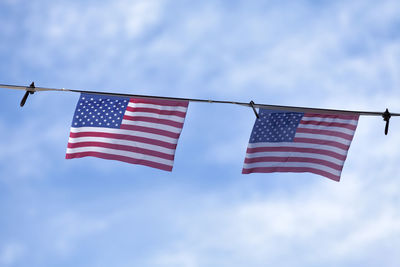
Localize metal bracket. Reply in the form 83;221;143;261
20;82;35;107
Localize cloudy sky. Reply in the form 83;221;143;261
1;0;400;266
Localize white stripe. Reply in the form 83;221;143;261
69;127;178;143
301;116;358;125
68;136;175;155
121;120;182;134
247;142;348;155
124;111;186;123
294;132;352;145
66;146;174;166
128;102;188;112
245;151;344;165
297;124;356;135
243;161;341;177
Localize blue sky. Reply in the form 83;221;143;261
1;0;400;266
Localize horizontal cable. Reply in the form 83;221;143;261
1;83;399;117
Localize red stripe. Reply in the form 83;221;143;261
296;127;354;141
299;120;357;130
242;167;340;181
130;98;189;107
67;141;175;160
244;156;343;171
119;124;180;139
123;115;184;128
69;131;177;149
246;146;347;161
303;113;359;120
66;151;173;171
125;106;186;117
293;137;350;150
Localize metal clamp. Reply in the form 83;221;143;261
249;101;259;119
20;82;35;107
382;108;391;135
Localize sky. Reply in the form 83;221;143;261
0;0;400;266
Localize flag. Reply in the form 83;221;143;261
242;109;359;181
66;93;189;171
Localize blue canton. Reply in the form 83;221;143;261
249;109;304;143
71;93;130;128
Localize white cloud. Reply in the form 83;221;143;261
121;0;163;38
150;172;400;266
35;0;164;42
150;250;198;267
0;242;25;266
0;115;69;182
48;211;109;255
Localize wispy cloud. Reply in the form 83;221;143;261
150;175;400;266
0;242;25;266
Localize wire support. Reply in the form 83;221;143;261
1;83;399;117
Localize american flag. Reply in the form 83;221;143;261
66;93;189;171
242;109;359;181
